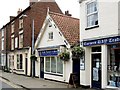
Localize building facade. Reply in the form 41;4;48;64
80;0;120;89
0;27;6;70
35;11;79;82
0;0;62;77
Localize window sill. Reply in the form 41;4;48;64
47;39;53;42
44;72;63;77
85;25;99;30
14;69;24;72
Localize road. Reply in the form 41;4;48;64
0;80;16;90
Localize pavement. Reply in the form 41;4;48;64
0;70;118;90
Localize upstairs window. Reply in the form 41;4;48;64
19;34;23;48
15;37;18;48
19;18;23;29
11;23;15;33
86;0;98;28
1;38;4;50
2;29;4;37
11;38;14;50
48;32;53;40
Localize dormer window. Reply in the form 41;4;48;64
86;0;98;28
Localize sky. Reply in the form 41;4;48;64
0;0;80;28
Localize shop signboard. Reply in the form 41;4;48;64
39;49;58;56
83;36;120;46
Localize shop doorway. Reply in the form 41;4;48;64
73;58;80;84
40;57;44;78
91;46;101;89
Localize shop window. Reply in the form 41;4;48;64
17;54;23;69
51;57;56;73
45;57;63;74
57;57;63;74
86;0;98;28
45;57;50;72
108;45;120;87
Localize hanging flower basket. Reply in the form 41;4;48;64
72;46;84;60
59;52;70;61
30;54;37;61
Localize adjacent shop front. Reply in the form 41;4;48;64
83;36;120;89
37;46;72;82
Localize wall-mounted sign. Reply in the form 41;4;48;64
39;49;58;56
83;36;120;46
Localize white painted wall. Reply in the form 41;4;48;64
36;15;72;82
37;21;65;49
7;48;31;76
101;45;107;88
80;0;119;41
80;47;91;86
80;0;120;88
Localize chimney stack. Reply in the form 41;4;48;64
29;0;38;5
65;11;72;16
17;8;22;15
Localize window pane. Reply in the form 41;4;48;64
45;57;50;72
17;55;19;69
20;54;23;69
48;32;53;40
57;57;63;74
51;57;56;73
87;13;98;27
87;1;98;27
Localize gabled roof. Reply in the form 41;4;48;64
49;12;79;46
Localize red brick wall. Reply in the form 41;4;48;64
23;2;62;47
5;1;62;52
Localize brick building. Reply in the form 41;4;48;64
0;0;62;76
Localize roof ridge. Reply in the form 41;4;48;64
49;11;79;20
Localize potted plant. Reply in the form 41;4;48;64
30;54;37;61
59;52;70;61
72;46;84;60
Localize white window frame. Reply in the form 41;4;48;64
48;32;53;40
19;34;23;48
17;54;23;69
11;23;15;33
15;37;18;48
86;0;98;28
1;38;4;50
19;18;23;29
11;38;14;50
2;29;4;37
45;56;63;75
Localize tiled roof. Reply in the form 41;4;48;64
49;12;79;46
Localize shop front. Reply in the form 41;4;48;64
83;36;120;89
37;46;71;82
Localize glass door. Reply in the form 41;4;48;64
91;46;101;89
